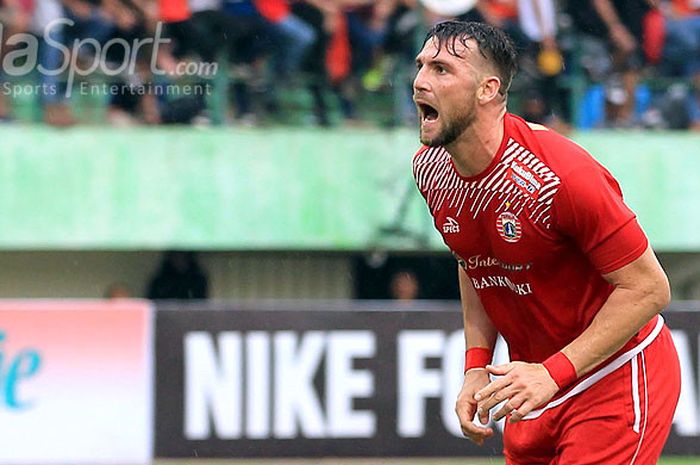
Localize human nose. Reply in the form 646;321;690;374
413;67;430;95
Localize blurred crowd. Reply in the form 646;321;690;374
0;0;698;129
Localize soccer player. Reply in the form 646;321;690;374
411;21;680;464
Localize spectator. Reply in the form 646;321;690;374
476;0;527;46
100;0;164;125
32;0;116;126
389;269;420;301
188;0;224;63
255;0;316;78
289;0;349;125
104;282;132;299
383;0;421;124
221;0;273;124
518;0;561;77
147;251;209;300
518;0;570;125
157;0;222;66
0;0;690;129
0;0;33;121
567;0;651;127
657;0;700;129
660;0;700;77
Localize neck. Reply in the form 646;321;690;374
446;107;506;178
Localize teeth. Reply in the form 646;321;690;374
418;102;438;123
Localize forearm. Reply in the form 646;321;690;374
592;0;623;28
559;247;670;378
561;288;660;377
465;306;498;352
458;267;498;351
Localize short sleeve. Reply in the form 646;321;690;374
553;165;648;274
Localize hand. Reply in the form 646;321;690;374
540;36;558;52
474;362;559;424
455;369;495;445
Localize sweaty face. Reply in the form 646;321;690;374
413;38;480;147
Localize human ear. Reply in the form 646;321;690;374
478;76;502;104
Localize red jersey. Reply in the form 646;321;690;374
482;0;518;20
254;0;290;22
413;113;653;363
159;0;190;22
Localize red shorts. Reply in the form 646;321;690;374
504;320;680;465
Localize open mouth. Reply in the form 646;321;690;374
419;103;439;123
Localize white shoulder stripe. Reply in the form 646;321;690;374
412;140;561;225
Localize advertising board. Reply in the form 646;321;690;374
0;300;153;464
155;301;700;457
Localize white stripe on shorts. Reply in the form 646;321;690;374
522;315;664;421
630;352;649;465
631;354;641;433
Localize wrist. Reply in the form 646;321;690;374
542;351;578;390
464;347;493;373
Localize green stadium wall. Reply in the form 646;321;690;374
1;127;697;252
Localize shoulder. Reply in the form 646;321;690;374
412;145;450;178
412;145;443;165
506;113;611;181
412;145;454;203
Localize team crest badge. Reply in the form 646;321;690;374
496;212;522;243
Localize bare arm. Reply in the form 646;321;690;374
592;0;636;53
592;0;624;28
458;266;498;352
454;266;498;445
475;246;669;422
561;246;670;376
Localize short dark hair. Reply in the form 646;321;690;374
423;21;517;96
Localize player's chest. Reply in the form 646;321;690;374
433;193;559;266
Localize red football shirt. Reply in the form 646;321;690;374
254;0;290;22
413;113;653;363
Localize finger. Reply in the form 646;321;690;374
461;421;493;437
458;398;489;426
478;403;490;425
510;399;538;423
455;399;486;432
464;430;494;446
493;394;525;422
477;385;519;413
463;430;485;446
485;363;513;376
461;421;494;444
492;403;511;422
475;375;512;402
455;404;476;428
